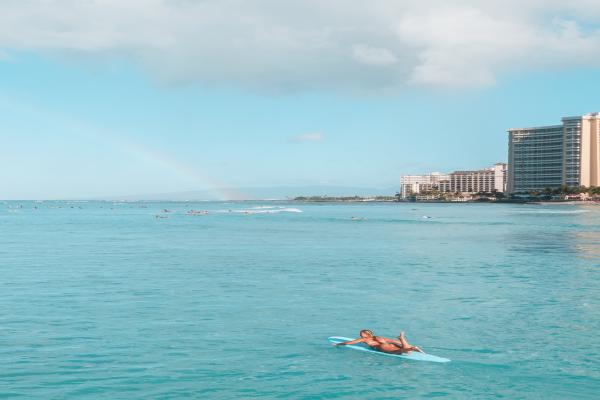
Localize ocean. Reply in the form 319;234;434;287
1;201;599;399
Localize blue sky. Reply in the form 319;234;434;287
1;1;600;199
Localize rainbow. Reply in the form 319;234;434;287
3;97;243;199
112;136;246;200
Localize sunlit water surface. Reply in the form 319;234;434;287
1;201;599;399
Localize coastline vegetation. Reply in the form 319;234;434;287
406;186;600;203
528;185;600;197
294;186;600;203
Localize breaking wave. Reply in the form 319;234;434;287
218;207;302;214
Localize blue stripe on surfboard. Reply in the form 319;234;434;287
328;336;450;363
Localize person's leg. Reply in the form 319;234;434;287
379;344;411;354
386;345;423;354
397;332;425;353
411;346;425;353
397;332;410;348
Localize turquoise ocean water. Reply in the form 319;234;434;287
1;201;599;399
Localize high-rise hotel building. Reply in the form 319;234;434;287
507;113;600;193
400;164;506;199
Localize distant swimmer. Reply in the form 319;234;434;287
335;330;424;354
422;215;432;219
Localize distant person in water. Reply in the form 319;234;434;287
335;330;424;354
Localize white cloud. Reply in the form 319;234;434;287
352;44;398;66
1;1;600;91
289;132;325;142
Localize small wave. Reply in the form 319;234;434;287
279;208;302;213
219;208;302;214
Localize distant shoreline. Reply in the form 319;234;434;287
2;198;598;205
293;197;599;205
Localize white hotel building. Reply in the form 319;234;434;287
400;164;507;199
400;172;449;199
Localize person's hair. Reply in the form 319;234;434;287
360;329;374;336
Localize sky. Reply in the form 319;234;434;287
1;0;600;199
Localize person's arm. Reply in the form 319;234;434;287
335;338;365;346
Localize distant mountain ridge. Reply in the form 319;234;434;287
99;185;398;201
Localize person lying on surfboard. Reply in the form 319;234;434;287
335;330;424;354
